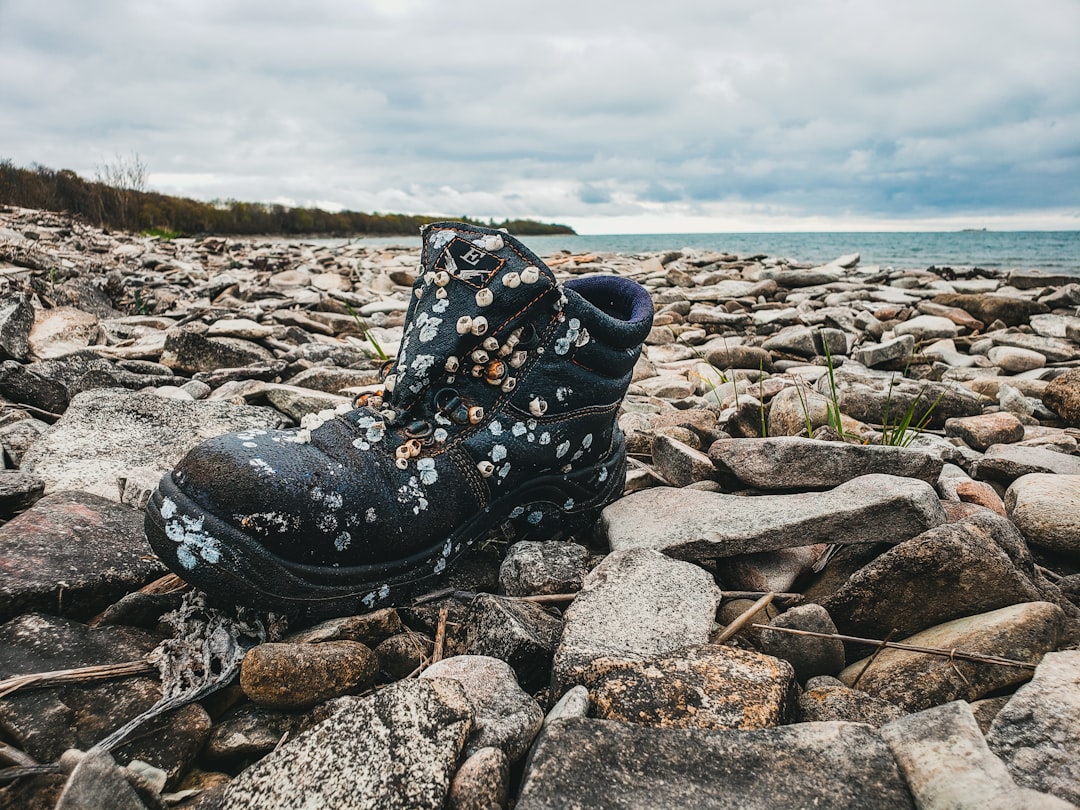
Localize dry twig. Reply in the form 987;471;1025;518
0;660;155;699
431;607;449;665
714;592;775;644
750;625;1038;670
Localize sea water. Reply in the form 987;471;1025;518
347;230;1080;276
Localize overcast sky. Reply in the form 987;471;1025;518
2;0;1078;233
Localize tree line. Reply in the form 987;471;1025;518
0;160;575;237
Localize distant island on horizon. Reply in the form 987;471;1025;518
0;160;576;238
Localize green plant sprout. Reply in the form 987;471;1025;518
879;375;946;447
344;303;389;361
822;341;846;440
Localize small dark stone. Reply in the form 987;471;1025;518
0;469;44;517
463;594;562;692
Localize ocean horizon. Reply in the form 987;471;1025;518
336;230;1080;277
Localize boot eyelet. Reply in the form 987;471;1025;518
470;366;484;378
457;316;473;334
521;266;540;284
471;316;488;336
395;457;409;470
471;349;489;364
477;460;495;476
501;377;517;392
503;272;520;289
482;336;499;352
434;270;450;287
445;356;460;372
484;360;507;383
404;420;433;439
475;288;494;307
468;406;485;424
509;350;528;369
529;397;548;417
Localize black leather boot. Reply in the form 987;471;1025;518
145;222;653;616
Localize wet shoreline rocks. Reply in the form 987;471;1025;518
1;205;1079;808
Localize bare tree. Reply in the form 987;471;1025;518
95;151;148;230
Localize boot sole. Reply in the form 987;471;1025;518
144;431;627;618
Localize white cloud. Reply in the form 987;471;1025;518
0;0;1077;230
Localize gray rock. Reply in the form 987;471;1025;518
21;388;282;500
761;266;843;287
714;544;826;593
760;604;845;682
516;718;915;810
988;345;1047;373
54;749;164;810
447;746;509;810
708;436;942;491
420;655;542;762
544;685;590;724
704;343;774;372
931;293;1048;328
765;383;833;436
0;414;49;465
0;490;165;624
895;314;957;341
1006;474;1080;554
263;384;352;420
855;334;915;368
987;650;1080;805
240;641;378;710
204;703;300;763
797;676;904;726
0;468;44;516
992;332;1078;363
499;540;588;597
0;292;34;361
0;614;208;781
763;325;818;357
974;443;1080;485
651;433;717;486
220;679;473;810
838;602;1064;712
160;327;276;375
818;517;1045;640
881;700;1071;810
829;368;985;429
551;549;721;696
374;632;433;680
583;644;797;730
463;593;562;692
600;475;946;560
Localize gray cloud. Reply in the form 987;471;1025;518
0;0;1077;230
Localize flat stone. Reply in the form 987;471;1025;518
205;318;276;339
462;594;562;693
1043;368;1080;427
421;655;542;762
21;388;282;501
708;436;942;491
600;475;946;560
0;291;34;361
0;415;49;466
838;602;1064;712
988;345;1047;373
760;604;845;682
516;718;914;810
819;515;1044;640
220;678;473;810
285;608;402;646
0;468;44;517
987;650;1080;806
0;490;165;623
652;434;716;486
704;343;774;371
761;266;843;287
262;384;351;420
993;332;1078;363
0;613;209;782
635;374;695;399
763;325;818;357
895;314;958;341
714;544;826;593
551;549;721;696
240;641;378;710
797;676;904;726
499;540;588;597
855;334;915;367
831;368;985;429
28;306;100;359
881;700;1066;810
161;327;276;375
204;703;300;763
931;294;1049;327
974;443;1080;485
1006;473;1080;555
584;644;797;730
945;412;1026;451
283;366;382;394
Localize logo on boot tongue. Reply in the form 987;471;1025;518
439;238;504;284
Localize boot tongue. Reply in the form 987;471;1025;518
386;222;561;411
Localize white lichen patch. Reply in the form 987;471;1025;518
417;457;438;485
365;507;378;523
162;505;222;570
432;297;449;314
489;420;504;436
539;431;551;445
512;422;527;437
556;387;573;402
556;440;571;458
564;498;575;510
248;458;275;475
334;532;351;551
491;444;507;462
429;228;455;251
498;462;511;479
582;433;594;449
599;467;609;482
410;354;435;377
397;476;429;515
417;312;443;343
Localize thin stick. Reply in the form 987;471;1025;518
0;660;156;699
714;592;774;644
751;625;1037;670
431;607;449;665
0;743;37;769
723;591;801;602
851;628;897;688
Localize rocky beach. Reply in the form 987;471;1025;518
0;204;1079;808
